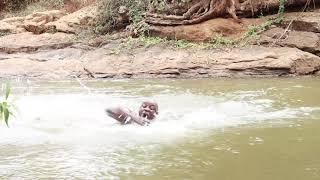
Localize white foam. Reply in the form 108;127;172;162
0;92;317;147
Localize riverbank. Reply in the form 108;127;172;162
0;4;320;79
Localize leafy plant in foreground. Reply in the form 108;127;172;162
0;81;15;127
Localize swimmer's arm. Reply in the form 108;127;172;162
106;108;150;126
106;108;130;124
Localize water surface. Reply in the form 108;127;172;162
0;78;319;180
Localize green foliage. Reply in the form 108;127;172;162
96;0;149;35
115;36;159;51
244;18;274;38
0;81;15;127
173;39;198;49
112;34;235;53
95;0;197;35
209;34;235;48
167;35;235;49
0;32;11;37
138;36;166;47
278;0;286;17
240;0;287;46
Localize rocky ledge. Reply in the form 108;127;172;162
0;6;319;79
0;33;319;79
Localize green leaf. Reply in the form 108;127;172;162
0;103;3;121
0;81;15;127
4;107;9;127
5;81;10;100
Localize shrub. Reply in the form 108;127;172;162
95;0;150;35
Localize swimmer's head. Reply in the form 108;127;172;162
138;101;158;120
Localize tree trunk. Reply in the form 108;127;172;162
145;0;320;26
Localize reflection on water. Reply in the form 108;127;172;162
0;78;320;179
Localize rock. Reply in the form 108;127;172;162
0;21;17;33
224;47;320;76
82;46;320;78
23;10;65;34
1;16;26;23
23;48;84;62
0;46;86;79
0;32;75;53
24;10;64;21
150;18;262;42
282;12;320;33
0;17;26;33
0;56;85;79
45;5;98;34
260;27;320;54
0;43;319;79
0;11;64;34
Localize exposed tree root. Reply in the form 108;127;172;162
145;0;320;26
146;0;240;25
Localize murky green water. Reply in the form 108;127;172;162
0;78;319;179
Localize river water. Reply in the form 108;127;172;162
0;78;319;180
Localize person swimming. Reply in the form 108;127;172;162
106;101;158;126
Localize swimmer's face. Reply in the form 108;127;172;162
138;101;158;120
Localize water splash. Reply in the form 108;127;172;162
0;92;316;146
73;75;92;94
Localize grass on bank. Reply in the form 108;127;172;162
106;34;237;55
